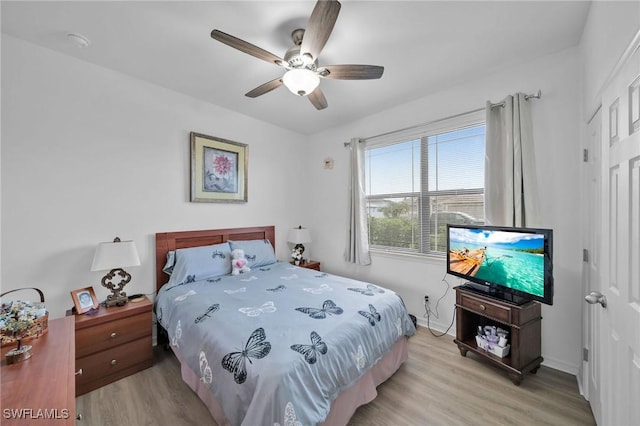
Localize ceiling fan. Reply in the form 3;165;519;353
210;0;384;110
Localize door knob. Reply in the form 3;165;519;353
585;291;607;308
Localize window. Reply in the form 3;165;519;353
364;110;485;255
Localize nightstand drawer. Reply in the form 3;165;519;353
76;312;150;358
459;292;511;323
76;335;152;387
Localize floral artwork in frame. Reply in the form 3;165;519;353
191;132;248;203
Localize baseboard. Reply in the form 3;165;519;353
577;362;587;398
540;355;579;376
415;315;455;336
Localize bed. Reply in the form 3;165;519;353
154;226;415;425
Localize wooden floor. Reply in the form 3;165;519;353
76;326;595;425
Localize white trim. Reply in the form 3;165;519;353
586;28;640;123
415;317;455;336
364;109;485;148
370;247;445;264
542;355;580;376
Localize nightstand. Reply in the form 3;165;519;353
67;296;153;396
296;260;321;271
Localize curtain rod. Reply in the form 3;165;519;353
489;89;542;109
344;89;542;147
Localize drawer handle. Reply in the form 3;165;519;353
479;304;486;311
111;359;117;366
77;414;83;421
110;332;117;338
75;368;83;376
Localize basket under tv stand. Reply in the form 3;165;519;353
453;284;543;385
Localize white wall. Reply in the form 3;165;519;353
1;35;307;319
580;1;640;119
304;47;583;374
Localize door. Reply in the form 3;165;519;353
584;108;602;422
588;37;640;425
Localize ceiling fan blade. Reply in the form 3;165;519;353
300;0;341;61
245;78;283;98
319;64;384;80
211;29;285;66
308;87;328;110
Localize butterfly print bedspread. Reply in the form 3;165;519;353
156;261;415;425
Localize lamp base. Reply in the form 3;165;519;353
101;268;130;308
104;295;128;308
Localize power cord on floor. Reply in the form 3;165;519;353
423;272;456;337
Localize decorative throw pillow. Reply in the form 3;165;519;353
166;242;232;286
162;251;176;275
228;239;277;269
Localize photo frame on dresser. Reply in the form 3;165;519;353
190;132;248;203
70;286;99;314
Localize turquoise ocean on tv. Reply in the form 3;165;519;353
449;231;545;297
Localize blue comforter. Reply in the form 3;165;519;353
156;261;415;425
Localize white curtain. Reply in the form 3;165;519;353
485;93;541;227
344;138;371;265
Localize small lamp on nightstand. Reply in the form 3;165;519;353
288;226;312;264
91;237;140;307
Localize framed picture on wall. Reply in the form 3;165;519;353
70;286;99;314
190;132;248;203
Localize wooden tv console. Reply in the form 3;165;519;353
453;285;543;385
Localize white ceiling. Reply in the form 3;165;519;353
1;1;591;135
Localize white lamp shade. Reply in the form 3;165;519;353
91;240;140;271
287;227;312;244
282;69;320;96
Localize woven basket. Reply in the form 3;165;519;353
0;287;49;347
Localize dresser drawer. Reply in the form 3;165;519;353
76;335;152;387
76;312;150;358
459;292;511;323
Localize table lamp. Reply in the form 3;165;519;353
91;237;140;307
287;226;312;263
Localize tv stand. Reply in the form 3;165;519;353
454;285;543;385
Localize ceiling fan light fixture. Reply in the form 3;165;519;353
282;68;319;97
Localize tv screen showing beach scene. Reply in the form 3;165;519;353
447;226;546;297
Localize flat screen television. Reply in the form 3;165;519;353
446;224;553;305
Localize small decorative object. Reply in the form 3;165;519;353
91;237;140;307
70;286;99;314
475;324;510;357
287;226;312;263
0;288;49;364
231;249;251;275
190;132;248;203
497;327;509;348
291;247;303;265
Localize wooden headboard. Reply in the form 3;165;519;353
155;226;275;293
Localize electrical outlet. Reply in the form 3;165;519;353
424;295;429;303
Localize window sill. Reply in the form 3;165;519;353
369;248;445;264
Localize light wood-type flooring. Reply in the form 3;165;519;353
76;326;595;425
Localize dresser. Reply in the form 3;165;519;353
69;297;153;396
1;317;76;425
